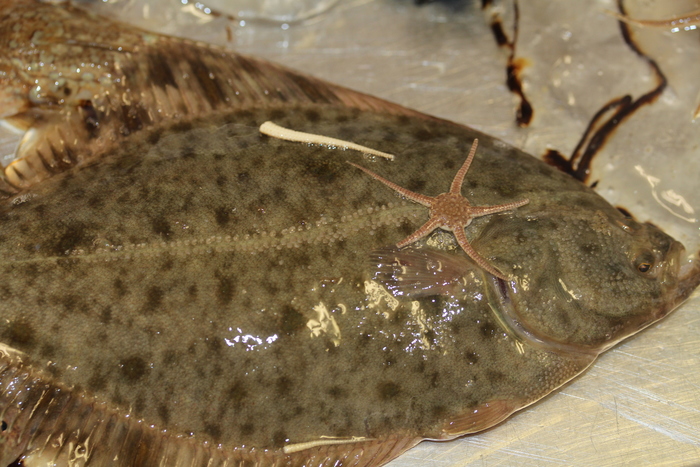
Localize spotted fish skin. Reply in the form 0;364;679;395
0;1;696;466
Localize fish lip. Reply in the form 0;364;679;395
671;246;700;308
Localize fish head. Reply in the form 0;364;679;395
489;202;694;354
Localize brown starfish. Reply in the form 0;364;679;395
348;139;529;280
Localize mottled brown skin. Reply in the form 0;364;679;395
0;1;694;466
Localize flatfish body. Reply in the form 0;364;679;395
0;2;696;466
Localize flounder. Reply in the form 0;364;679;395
0;1;697;466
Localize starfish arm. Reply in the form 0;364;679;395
396;217;442;248
453;227;508;280
469;198;529;218
450;138;479;194
347;162;433;207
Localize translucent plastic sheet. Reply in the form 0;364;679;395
1;0;698;465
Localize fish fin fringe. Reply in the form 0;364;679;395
0;0;432;195
0;347;419;466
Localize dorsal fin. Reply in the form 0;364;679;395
0;346;420;466
0;0;427;193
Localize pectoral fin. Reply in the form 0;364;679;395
371;247;480;298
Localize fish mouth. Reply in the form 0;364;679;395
626;241;699;338
668;245;700;312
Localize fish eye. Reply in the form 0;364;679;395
633;252;655;274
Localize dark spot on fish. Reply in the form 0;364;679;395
289;251;311;268
431;404;447;420
99;306;112;325
56;293;81;313
20;263;39;284
398;219;418;237
213;152;226;161
87;195;103;209
241;422;255;436
216;175;228;187
188;283;198;299
279;306;306;336
134;396;145;414
50;222;87;255
162;350;178;366
304;109;321;122
327;386;347;399
157;404;170;425
237;171;250;183
216;274;234;305
413;128;433;141
580;243;599;255
2;321;35;351
272;430;288;448
204;423;222;441
263;281;279;295
304;159;337;185
396;115;411;127
39;343;56;359
1;420;7;431
406;177;426;193
202;338;221;358
429;371;440;388
170;120;193;134
214;207;231;227
378;381;401;400
465;351;480;364
160;256;175;272
181;146;197;160
116;191;132;204
151;217;172;237
144;286;164;313
413;360;426;374
480;322;498;339
275;376;293;396
146;128;162;146
32;203;46;215
335;113;349;123
88;371;106;392
113;278;128;297
119;356;147;383
0;285;10;301
442;158;456;170
273;186;286;200
487;370;506;383
227;382;248;411
269;108;286;121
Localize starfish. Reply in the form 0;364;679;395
348;139;529;280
